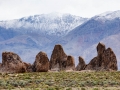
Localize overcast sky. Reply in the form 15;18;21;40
0;0;120;20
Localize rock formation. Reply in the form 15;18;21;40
0;63;1;68
66;56;75;70
101;48;118;70
76;56;86;71
32;51;49;72
85;42;118;71
1;52;26;73
23;62;32;72
49;44;67;71
0;43;117;73
49;44;75;71
85;57;98;70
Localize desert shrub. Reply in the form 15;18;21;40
18;80;28;87
47;88;56;90
81;87;86;90
79;81;86;87
0;81;7;87
7;80;18;87
66;88;72;90
93;88;99;90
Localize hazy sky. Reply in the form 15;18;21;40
0;0;120;20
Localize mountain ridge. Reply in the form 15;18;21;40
0;10;120;69
0;13;88;36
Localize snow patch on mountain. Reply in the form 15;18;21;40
0;13;88;36
94;10;120;21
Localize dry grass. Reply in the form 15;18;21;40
0;71;120;90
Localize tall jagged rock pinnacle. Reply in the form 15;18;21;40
85;42;118;71
49;44;67;71
50;44;76;71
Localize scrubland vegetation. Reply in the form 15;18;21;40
0;71;120;90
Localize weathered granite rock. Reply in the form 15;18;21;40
32;51;49;72
85;42;118;71
76;56;86;71
85;57;98;70
0;63;1;68
1;52;26;73
49;44;67;71
101;48;118;70
97;42;106;56
23;62;32;72
66;56;75;70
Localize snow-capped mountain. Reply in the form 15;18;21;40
0;12;88;36
94;10;120;21
51;10;120;68
0;10;120;69
0;13;88;63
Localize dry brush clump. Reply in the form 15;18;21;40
0;71;120;89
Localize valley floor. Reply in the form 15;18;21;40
0;71;120;90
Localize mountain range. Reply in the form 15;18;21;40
0;11;120;69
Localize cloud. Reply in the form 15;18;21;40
0;0;120;20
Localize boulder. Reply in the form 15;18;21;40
32;51;49;72
85;42;118;71
76;56;86;71
1;52;26;73
66;56;75;70
49;44;67;71
101;48;118;70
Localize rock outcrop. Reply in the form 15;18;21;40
23;62;32;72
1;52;27;73
85;42;118;71
66;56;75;70
101;48;118;70
0;63;2;68
0;43;117;73
49;44;75;71
49;44;67;71
32;51;49;72
85;57;98;70
76;56;86;71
